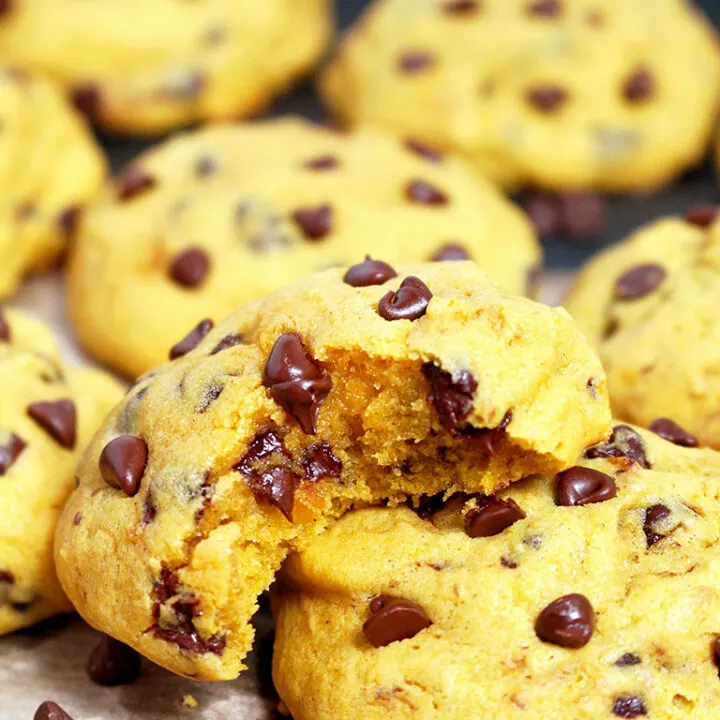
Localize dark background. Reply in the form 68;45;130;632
105;0;720;268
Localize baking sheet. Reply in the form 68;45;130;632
2;271;570;720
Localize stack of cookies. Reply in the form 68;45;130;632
3;2;720;720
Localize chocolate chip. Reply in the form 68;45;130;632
528;0;561;16
585;425;650;469
535;594;594;649
0;570;14;584
558;192;605;239
169;318;214;360
99;436;148;497
555;466;617;506
210;333;243;355
73;513;81;525
460;409;513;455
623;67;654;103
303;154;339;171
614;264;666;301
442;0;480;14
526;264;543;297
301;441;342;482
501;556;518;569
430;243;470;262
643;504;670;547
363;596;431;647
465;496;526;538
0;433;25;475
527;86;568;112
142;494;156;525
71;84;101;122
378;276;432;321
406;180;449;206
197;382;223;413
524;192;561;236
87;635;142;686
612;695;647;718
263;334;332;435
57;206;80;236
648;417;698;448
27;400;76;449
713;637;720;674
116;166;157;201
404;138;444;163
169;247;211;288
0;308;9;342
234;429;301;521
33;702;73;720
343;256;398;287
398;52;435;74
422;364;477;433
0;0;13;17
684;204;717;228
615;653;641;667
195;155;217;177
292;204;333;240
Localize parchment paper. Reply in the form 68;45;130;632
1;271;573;719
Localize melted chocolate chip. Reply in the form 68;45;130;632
301;441;342;482
643;504;670;547
378;276;433;321
442;0;480;14
363;596;431;647
33;702;74;720
528;0;561;16
612;695;647;718
0;433;25;475
623;67;654;102
292;204;333;240
527;85;568;112
57;206;80;235
406;180;449;206
430;243;470;262
71;85;101;122
525;192;561;236
263;334;332;435
0;570;14;584
614;264;666;301
648;417;698;447
87;635;142;686
152;567;226;655
169;247;211;288
73;513;81;526
535;594;595;649
460;410;513;455
303;154;339;171
169;318;214;360
501;556;518;569
555;466;617;506
116;166;157;201
0;308;9;342
234;429;301;521
615;653;641;667
465;496;526;538
713;637;720;673
210;333;243;355
585;425;650;469
0;0;13;17
197;382;224;414
404;138;444;163
99;436;148;497
27;400;76;449
422;364;477;433
398;51;435;74
142;494;157;525
558;192;606;239
684;204;717;228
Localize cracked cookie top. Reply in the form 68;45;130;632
55;261;608;680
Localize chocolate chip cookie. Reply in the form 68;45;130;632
273;424;720;719
0;0;330;135
564;209;720;449
67;118;541;377
322;0;720;191
55;261;609;680
0;308;123;635
0;67;105;299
